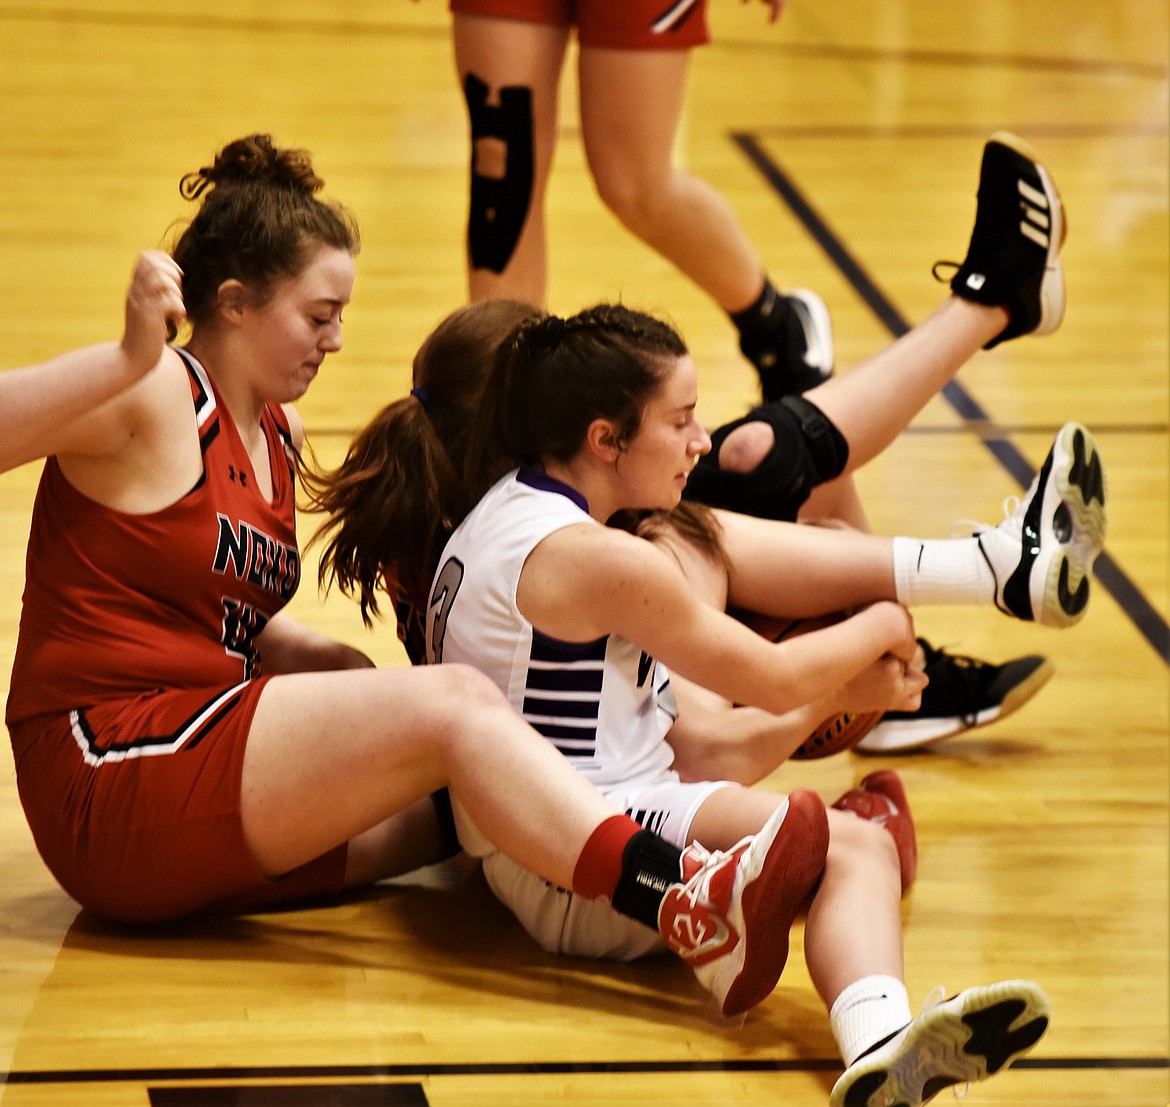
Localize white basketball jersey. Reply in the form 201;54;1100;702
427;467;678;793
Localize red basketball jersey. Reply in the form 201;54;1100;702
6;349;300;726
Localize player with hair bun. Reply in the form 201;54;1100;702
2;134;839;1024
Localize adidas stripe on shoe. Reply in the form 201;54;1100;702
937;131;1066;347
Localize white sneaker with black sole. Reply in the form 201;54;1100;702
830;979;1051;1107
741;287;834;400
973;421;1107;628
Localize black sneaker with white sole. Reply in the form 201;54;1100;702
830;979;1051;1107
738;287;834;400
855;641;1055;753
936;131;1065;348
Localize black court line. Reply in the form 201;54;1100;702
732;131;1170;667
744;122;1169;141
150;1086;427;1106
3;1056;1167;1085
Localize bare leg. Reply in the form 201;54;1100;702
805;809;905;1004
453;13;570;306
577;46;766;313
241;664;617;889
804;297;1008;473
712;508;898;617
714;297;1008;486
343;797;446;887
800;475;873;531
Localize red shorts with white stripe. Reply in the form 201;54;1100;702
9;680;347;923
450;0;710;50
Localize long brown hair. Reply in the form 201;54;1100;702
303;300;540;625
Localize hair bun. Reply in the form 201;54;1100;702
179;134;324;200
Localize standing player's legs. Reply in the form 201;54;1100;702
453;11;570;306
577;45;831;396
577;46;768;324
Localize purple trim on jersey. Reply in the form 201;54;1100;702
516;464;589;513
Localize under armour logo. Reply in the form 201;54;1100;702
227;466;248;487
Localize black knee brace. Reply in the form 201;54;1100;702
683;395;849;522
463;73;535;274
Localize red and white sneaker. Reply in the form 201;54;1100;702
658;788;829;1017
833;770;918;893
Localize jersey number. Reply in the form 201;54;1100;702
427;557;465;664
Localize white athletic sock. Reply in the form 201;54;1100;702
830;974;913;1067
892;535;996;607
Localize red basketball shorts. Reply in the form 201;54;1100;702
450;0;711;50
9;680;347;923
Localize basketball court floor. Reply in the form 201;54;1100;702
0;2;1166;1104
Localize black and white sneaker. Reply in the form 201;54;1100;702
740;288;834;400
936;131;1065;348
830;980;1051;1107
855;641;1055;753
975;422;1107;628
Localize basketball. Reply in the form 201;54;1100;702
791;705;882;760
737;610;883;760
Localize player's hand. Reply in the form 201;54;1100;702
850;600;920;664
121;251;185;376
833;651;927;716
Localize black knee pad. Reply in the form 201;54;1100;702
683;395;848;521
463;73;535;274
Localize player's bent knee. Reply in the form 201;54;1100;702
684;395;849;522
589;163;668;232
428;663;507;719
718;420;775;472
827;806;899;875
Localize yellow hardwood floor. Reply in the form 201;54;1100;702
0;2;1166;1104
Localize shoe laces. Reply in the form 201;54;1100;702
920;641;998;698
918;638;984;673
920;985;948;1012
951;493;1023;542
678;838;750;910
931;260;960;284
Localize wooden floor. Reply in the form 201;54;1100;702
0;2;1167;1104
